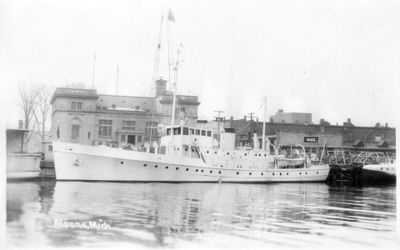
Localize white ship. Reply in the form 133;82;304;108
52;125;330;182
52;10;329;183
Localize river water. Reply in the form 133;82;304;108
6;181;399;249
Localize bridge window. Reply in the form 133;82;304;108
183;127;189;135
190;128;194;135
173;127;181;135
166;128;171;135
207;131;212;137
196;129;200;135
201;130;206;136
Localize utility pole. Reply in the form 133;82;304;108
248;112;255;147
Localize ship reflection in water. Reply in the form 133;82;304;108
6;181;398;249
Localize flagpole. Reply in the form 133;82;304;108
262;96;267;151
91;51;96;89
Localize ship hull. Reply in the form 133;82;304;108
53;141;330;183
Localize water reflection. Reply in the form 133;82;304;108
6;181;397;248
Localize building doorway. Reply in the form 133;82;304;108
127;135;136;145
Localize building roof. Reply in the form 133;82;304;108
51;88;98;104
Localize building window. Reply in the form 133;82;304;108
145;121;158;136
137;135;142;143
121;134;126;143
99;119;112;137
122;120;136;130
48;145;53;151
71;125;80;139
71;101;82;110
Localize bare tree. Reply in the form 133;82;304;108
33;84;53;152
17;81;40;130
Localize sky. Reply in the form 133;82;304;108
1;0;400;128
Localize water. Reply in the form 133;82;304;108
6;180;398;249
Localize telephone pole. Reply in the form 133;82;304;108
248;112;255;147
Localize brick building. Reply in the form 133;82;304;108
227;118;396;152
51;79;200;147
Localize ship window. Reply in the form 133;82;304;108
305;172;308;175
207;131;211;137
195;169;198;172
272;173;275;176
206;150;209;154
176;167;179;170
317;171;319;174
287;173;289;175
196;129;200;135
280;173;282;175
236;172;239;175
173;127;181;135
201;130;206;136
186;168;189;171
143;164;147;167
120;161;124;164
300;172;301;175
249;172;252;175
167;128;171;135
210;170;213;174
165;166;168;169
155;165;158;168
48;145;53;151
261;173;264;176
183;127;189;135
201;169;204;172
190;129;194;135
220;165;223;168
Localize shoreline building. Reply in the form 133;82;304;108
226;115;396;154
50;79;200;147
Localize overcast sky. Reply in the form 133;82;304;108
1;0;400;128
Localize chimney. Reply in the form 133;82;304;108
244;115;247;121
155;79;167;96
347;118;351;123
18;120;23;129
385;122;388;127
230;116;233;121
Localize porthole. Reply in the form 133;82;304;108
286;173;289;175
236;172;239;175
176;167;179;170
206;150;209;154
155;165;158;168
244;153;247;156
218;171;221;174
249;172;252;176
165;166;169;169
261;173;264;176
272;173;275;176
259;154;261;157
255;154;257;157
143;164;147;167
201;169;204;173
195;169;198;172
220;165;223;168
381;168;383;171
305;172;308;175
210;170;213;174
120;161;124;164
280;173;282;176
300;172;302;175
317;171;319;174
227;152;230;155
264;154;267;157
215;151;217;154
186;168;189;171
